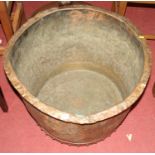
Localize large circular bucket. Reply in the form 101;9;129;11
4;5;151;145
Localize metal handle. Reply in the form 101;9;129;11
139;35;155;40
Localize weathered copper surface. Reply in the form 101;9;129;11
4;5;151;145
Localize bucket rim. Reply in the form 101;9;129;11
4;4;152;124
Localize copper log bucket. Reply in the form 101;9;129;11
4;5;151;145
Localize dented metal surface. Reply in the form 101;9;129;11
4;5;151;145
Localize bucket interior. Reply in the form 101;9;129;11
9;8;144;116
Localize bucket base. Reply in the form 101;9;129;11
37;68;123;116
